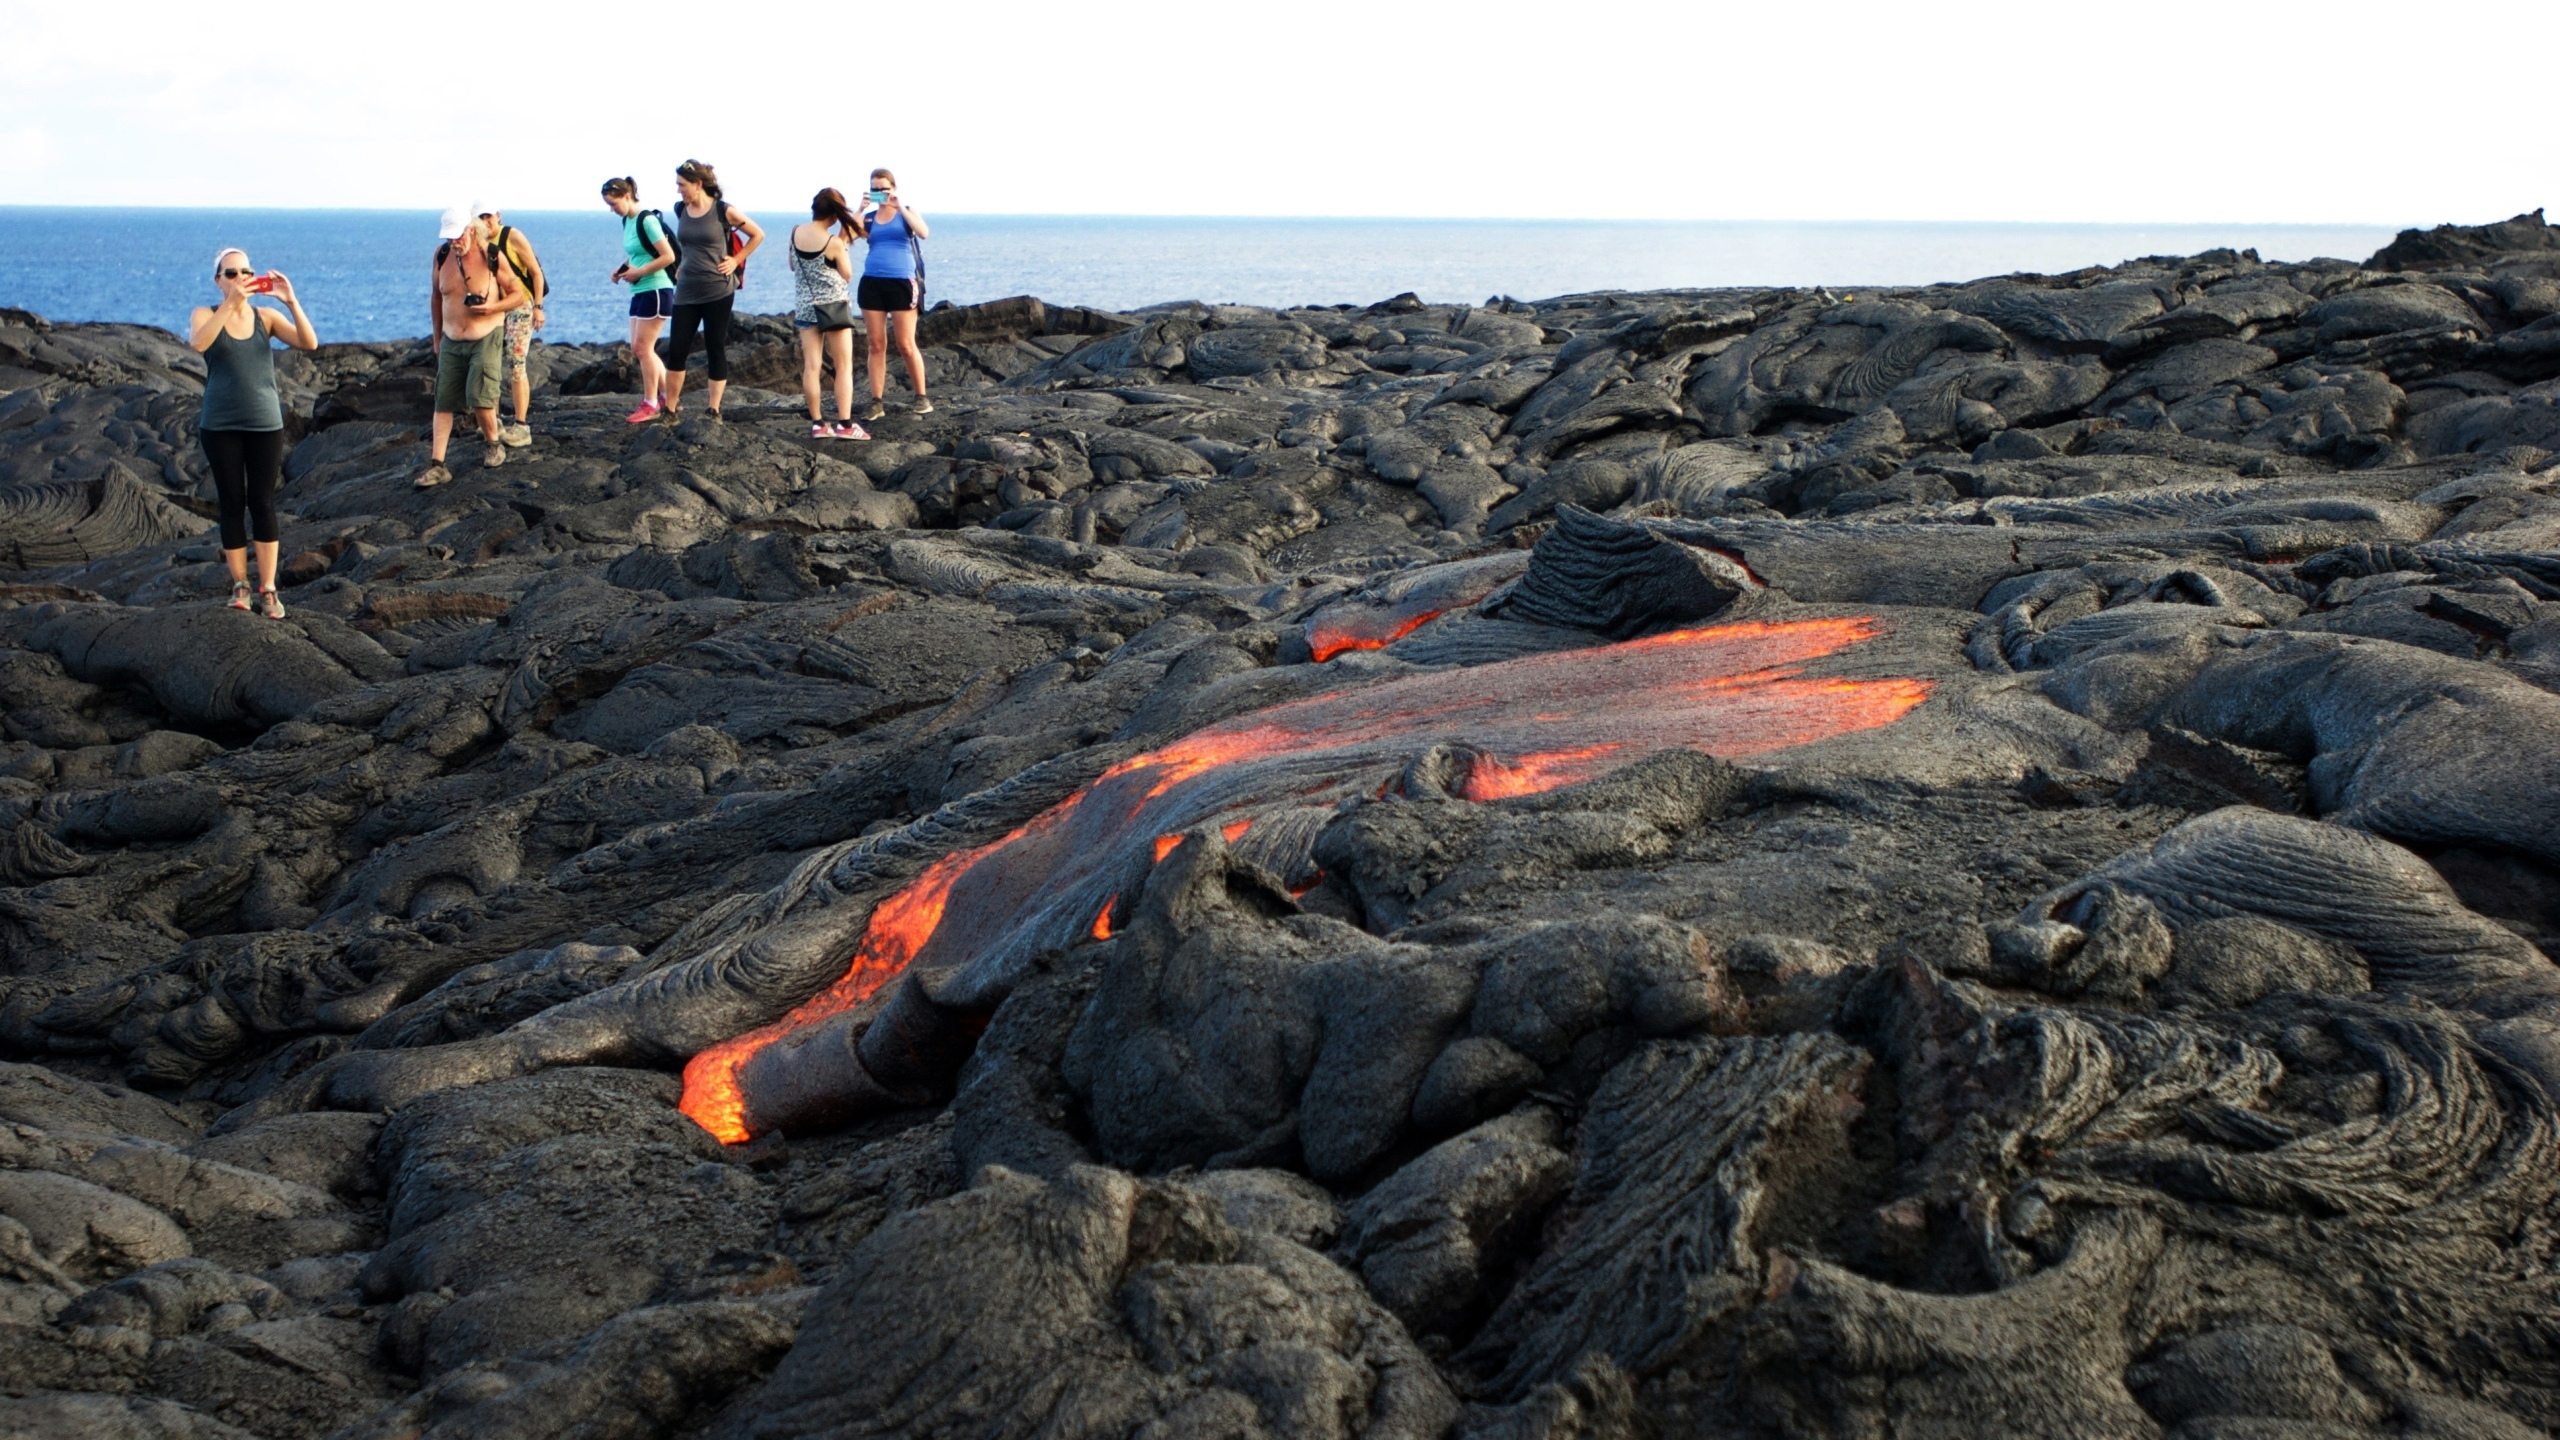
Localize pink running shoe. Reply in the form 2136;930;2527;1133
830;422;870;441
625;402;661;424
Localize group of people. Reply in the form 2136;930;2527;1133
193;161;942;607
600;161;933;442
420;160;931;479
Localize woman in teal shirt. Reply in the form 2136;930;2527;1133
602;176;678;423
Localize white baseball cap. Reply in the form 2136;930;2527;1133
437;204;479;240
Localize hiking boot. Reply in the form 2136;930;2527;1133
483;441;507;469
413;462;452;489
501;422;532;448
258;588;286;620
912;398;934;415
863;401;886;422
228;579;252;611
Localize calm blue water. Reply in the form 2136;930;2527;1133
0;207;2402;347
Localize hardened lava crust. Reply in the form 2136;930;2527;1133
3;212;2560;1439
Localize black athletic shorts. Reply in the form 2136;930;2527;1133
857;275;917;314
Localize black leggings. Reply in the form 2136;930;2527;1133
201;428;285;550
665;294;733;380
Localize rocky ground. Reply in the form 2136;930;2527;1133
3;210;2559;1439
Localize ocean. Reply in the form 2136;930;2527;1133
0;207;2403;348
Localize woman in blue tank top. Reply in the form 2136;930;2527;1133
856;167;932;422
188;249;319;619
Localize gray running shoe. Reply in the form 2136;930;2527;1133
259;589;285;620
913;398;934;415
229;579;252;611
501;422;532;448
483;441;507;469
413;462;452;489
864;401;886;422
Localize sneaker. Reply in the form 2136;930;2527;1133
863;401;886;422
830;421;870;441
483;441;507;469
810;421;830;439
501;422;532;448
258;589;286;621
706;409;724;424
413;462;452;489
228;579;252;612
912;398;934;415
624;402;660;424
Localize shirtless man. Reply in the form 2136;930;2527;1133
418;202;524;488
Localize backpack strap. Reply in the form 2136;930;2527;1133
717;200;747;282
496;225;539;299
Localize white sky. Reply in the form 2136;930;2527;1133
5;0;2550;225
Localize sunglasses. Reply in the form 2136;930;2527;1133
220;268;257;279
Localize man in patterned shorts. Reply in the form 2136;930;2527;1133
480;206;548;448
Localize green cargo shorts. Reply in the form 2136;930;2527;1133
433;329;503;414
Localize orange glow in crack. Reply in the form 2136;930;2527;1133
1309;607;1445;663
680;617;1931;1142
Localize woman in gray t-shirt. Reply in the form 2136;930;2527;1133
660;159;762;421
188;248;319;618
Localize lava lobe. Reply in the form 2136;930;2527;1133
681;617;1929;1141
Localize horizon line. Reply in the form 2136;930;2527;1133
0;203;2422;230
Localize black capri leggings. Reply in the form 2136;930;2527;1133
201;428;286;550
665;294;733;380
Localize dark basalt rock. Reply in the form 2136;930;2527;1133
6;233;2560;1439
2369;209;2560;271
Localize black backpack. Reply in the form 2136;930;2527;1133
632;209;674;275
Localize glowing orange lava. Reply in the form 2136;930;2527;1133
1310;608;1446;663
679;616;1931;1142
1459;744;1629;801
679;805;1075;1143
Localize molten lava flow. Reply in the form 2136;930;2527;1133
678;802;1080;1143
1309;608;1446;664
680;616;1931;1142
1150;818;1249;865
1459;744;1628;802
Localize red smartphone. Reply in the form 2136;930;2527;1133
248;275;277;294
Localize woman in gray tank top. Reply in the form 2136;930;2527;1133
189;249;319;619
661;159;762;421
